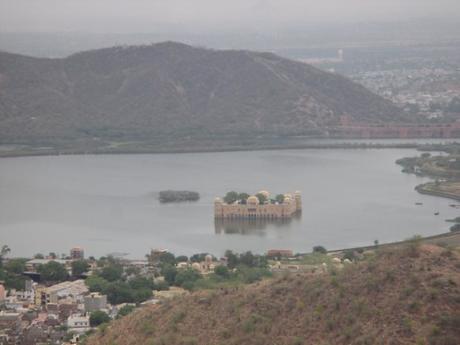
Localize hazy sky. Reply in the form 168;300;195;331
1;0;459;33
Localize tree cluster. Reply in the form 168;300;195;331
0;253;28;290
85;260;158;305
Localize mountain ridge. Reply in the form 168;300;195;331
0;42;403;144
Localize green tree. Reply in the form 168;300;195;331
97;257;108;267
85;275;109;292
128;276;154;290
1;257;27;290
99;264;123;282
238;193;250;202
116;305;135;318
174;268;202;289
104;281;134;304
89;310;110;327
240;251;255;267
313;246;327;254
4;274;26;290
190;253;208;263
161;264;177;285
175;255;188;263
5;258;26;274
133;288;152;303
255;193;267;204
125;266;140;276
223;191;239;204
1;245;10;257
214;265;230;278
343;250;356;261
37;261;68;282
275;194;285;204
158;252;176;265
71;260;89;277
224;250;239;269
0;245;10;267
34;253;45;259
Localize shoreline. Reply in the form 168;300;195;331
415;182;460;201
0;142;429;159
327;230;460;255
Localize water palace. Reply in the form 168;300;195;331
214;190;302;219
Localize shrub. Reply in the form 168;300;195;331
214;265;230;278
343;249;356;261
175;268;202;288
89;310;110;327
71;260;89;277
161;264;178;285
117;304;135;318
405;235;422;257
313;246;327;254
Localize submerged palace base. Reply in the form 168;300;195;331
214;213;302;234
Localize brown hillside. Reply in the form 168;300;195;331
0;42;403;145
86;244;460;345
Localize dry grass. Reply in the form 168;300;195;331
86;244;460;345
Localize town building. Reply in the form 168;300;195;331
25;258;70;272
66;314;90;334
267;249;294;258
37;280;88;306
70;247;84;260
214;191;302;219
84;293;107;313
0;311;22;344
0;284;5;303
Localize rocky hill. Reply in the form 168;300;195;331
0;42;403;146
86;244;459;345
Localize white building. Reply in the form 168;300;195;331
67;314;90;333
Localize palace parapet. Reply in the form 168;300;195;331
214;190;302;219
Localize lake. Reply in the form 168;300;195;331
0;148;458;259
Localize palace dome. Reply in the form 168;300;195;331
214;197;223;203
258;190;270;199
247;195;260;205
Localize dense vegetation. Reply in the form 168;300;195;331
159;190;200;203
0;246;27;290
86;243;460;345
157;250;271;291
223;191;286;205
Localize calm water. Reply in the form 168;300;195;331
0;149;458;258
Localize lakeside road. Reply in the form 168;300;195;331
327;230;460;255
0;142;422;158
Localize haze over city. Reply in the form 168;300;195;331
1;0;460;33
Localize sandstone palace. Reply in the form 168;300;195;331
214;191;302;219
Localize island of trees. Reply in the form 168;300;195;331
159;190;200;203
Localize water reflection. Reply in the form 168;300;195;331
214;213;302;235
